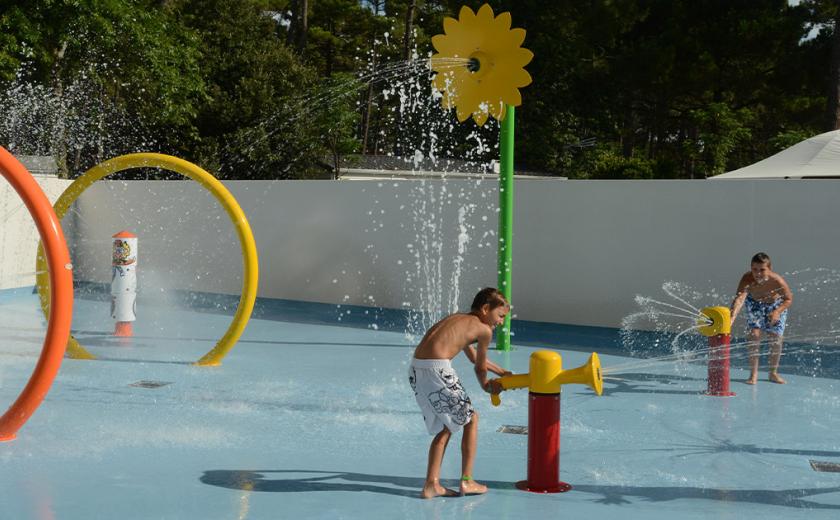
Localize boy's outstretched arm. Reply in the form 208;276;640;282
465;345;511;376
730;274;750;324
473;328;494;392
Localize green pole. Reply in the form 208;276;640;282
497;105;514;351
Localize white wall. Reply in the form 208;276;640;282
0;174;72;290
62;177;840;333
67;178;498;336
516;180;840;331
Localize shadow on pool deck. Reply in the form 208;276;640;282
200;469;840;509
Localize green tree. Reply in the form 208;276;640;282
175;0;325;178
2;0;834;179
499;0;825;178
0;0;206;175
797;0;840;130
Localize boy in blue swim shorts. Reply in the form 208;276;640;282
730;253;793;385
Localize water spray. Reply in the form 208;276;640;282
489;350;603;492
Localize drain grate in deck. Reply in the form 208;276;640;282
129;380;173;389
497;425;528;435
810;460;840;472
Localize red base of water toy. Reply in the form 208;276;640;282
706;333;734;396
516;480;571;493
114;321;133;337
705;390;736;397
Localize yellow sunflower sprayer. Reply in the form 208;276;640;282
430;4;532;350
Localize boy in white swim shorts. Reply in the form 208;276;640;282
408;288;510;498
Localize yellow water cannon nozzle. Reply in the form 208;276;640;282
489;351;603;406
698;306;731;337
555;352;603;396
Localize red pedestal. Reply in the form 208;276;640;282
516;392;571;493
706;333;735;396
114;321;133;337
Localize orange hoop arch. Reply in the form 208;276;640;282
0;147;74;441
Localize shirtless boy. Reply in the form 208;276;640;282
730;253;793;385
408;287;510;498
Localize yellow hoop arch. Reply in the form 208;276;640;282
36;153;258;366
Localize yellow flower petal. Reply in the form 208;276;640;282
491;50;533;84
476;4;495;25
491;66;531;89
502;87;522;107
431;36;457;57
470;80;506;121
494;11;512;32
456;103;474;123
487;99;505;121
443;18;475;50
509;28;526;48
493;47;533;68
473;110;490;127
515;68;533;88
514;48;535;68
455;78;482;113
443;16;459;36
444;17;482;53
459;5;477;25
480;83;507;118
489;48;531;71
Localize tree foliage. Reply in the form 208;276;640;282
0;0;835;179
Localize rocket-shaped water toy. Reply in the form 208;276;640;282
490;350;603;493
698;306;734;396
111;231;137;337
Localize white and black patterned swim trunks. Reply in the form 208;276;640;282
409;358;474;435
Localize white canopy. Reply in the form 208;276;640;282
711;130;840;179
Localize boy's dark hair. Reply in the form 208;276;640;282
471;287;509;311
751;252;771;265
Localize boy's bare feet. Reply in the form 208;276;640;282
745;374;757;385
769;372;786;384
459;478;488;496
421;481;457;499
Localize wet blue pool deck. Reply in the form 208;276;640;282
2;288;840;519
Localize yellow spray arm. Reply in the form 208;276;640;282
489;351;603;406
490;373;530;406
